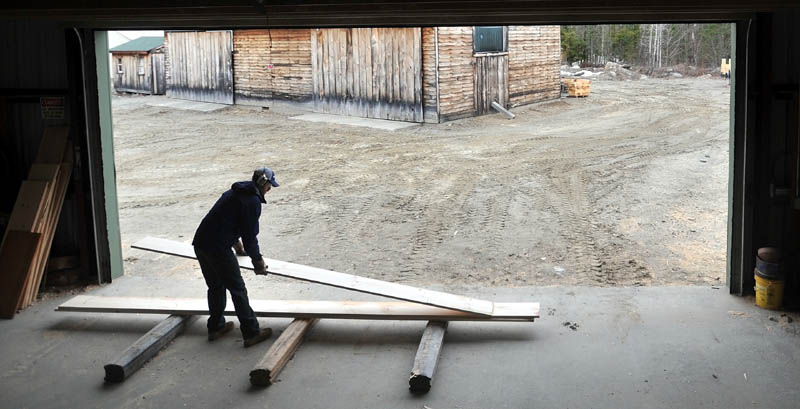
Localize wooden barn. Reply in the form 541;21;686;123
164;31;234;104
109;37;166;95
166;27;560;122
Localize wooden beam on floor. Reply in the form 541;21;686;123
409;320;448;393
132;236;495;316
250;318;318;386
103;314;198;383
57;296;539;322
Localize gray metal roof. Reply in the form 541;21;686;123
109;36;164;52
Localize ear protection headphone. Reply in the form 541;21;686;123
255;171;268;188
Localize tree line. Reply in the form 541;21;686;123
561;24;732;70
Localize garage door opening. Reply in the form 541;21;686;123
109;24;732;289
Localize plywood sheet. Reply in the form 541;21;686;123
133;236;495;315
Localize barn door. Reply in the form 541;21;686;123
166;31;234;104
311;28;423;122
474;54;508;115
151;53;165;95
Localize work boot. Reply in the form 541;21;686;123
243;328;273;348
208;321;235;341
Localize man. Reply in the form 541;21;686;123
192;166;279;347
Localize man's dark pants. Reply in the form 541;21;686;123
194;246;260;338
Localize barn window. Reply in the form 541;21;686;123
116;58;123;74
473;26;507;53
137;55;145;75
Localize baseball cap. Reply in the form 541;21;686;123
253;167;279;188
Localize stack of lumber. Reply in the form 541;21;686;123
562;78;591;97
0;127;72;318
58;236;540;387
233;29;313;101
508;25;561;106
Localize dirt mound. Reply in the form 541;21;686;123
637;64;724;79
561;62;645;81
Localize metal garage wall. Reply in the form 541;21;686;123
166;31;234;104
0;22;105;282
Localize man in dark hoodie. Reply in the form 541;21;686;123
192;166;279;347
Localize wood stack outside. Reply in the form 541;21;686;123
233;30;274;101
507;26;561;106
267;29;313;100
420;27;439;123
0;127;73;318
435;26;476;121
562;78;592;97
233;29;313;104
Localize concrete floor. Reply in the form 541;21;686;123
1;277;799;409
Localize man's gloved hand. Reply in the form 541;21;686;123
253;258;269;276
233;240;247;256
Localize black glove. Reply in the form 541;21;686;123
233;240;247;256
253;258;269;276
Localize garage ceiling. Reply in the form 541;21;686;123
1;0;798;28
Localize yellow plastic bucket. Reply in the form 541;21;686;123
754;271;784;310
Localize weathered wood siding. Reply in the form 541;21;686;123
474;54;508;114
112;53;153;94
233;29;313;104
436;27;475;121
233;30;271;102
507;26;561;106
421;27;438;123
166;31;233;104
151;53;166;95
311;28;423;123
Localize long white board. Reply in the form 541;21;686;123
133;237;496;316
57;296;539;322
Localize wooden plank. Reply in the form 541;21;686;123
34;127;69;164
28;163;60;182
57;296;539;322
337;29;346;98
103;314;198;383
250;318;318;386
365;27;373;103
351;28;360;102
414;27;423;122
24;161;73;307
0;231;42;319
346;28;354;102
21;164;61;306
6;181;50;232
409;320;448;393
133;236;495;315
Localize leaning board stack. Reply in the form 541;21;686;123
0;127;72;318
562;78;591;97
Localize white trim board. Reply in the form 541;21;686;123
57;296;539;322
132;237;496;316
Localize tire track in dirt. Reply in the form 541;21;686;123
541;165;608;284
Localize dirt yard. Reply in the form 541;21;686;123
113;78;730;288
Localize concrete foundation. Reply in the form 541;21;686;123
1;277;798;408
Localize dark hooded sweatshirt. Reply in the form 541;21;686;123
192;181;264;260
